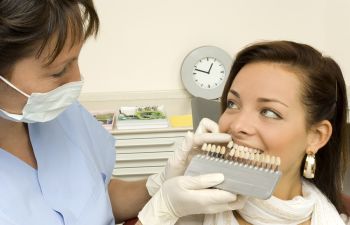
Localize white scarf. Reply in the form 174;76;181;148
203;180;348;225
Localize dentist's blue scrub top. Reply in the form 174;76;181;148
0;102;116;225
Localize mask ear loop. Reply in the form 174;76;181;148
0;76;30;98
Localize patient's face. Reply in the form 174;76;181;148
219;62;310;177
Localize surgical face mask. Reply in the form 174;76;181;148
0;75;83;123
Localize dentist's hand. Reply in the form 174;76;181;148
138;173;247;225
146;118;231;196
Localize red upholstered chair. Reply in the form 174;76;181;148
343;165;350;216
123;218;138;225
342;194;350;216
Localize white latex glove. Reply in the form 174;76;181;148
138;173;247;225
146;118;231;196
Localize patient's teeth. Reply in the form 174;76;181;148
227;141;234;149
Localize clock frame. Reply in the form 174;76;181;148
181;46;232;99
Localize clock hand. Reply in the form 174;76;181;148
208;63;213;73
194;68;209;74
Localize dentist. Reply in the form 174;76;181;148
0;1;245;225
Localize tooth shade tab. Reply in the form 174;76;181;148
202;143;207;151
215;145;221;154
206;144;212;153
211;144;216;153
234;149;240;158
276;157;281;166
227;141;234;149
206;144;212;156
220;146;226;155
229;149;235;157
244;151;250;160
199;141;281;172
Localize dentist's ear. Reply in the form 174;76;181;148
306;120;332;154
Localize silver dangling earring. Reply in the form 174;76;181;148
303;152;316;179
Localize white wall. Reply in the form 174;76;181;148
79;0;350;94
324;0;350;85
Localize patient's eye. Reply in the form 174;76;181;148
227;100;238;109
261;108;282;119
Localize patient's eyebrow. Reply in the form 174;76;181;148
229;89;240;98
257;98;289;108
229;89;289;108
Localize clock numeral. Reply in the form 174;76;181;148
221;71;224;73
215;83;218;86
208;84;211;88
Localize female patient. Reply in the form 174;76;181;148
177;40;350;225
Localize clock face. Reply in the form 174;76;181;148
181;46;232;99
192;57;226;89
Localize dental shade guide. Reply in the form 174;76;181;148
184;140;281;199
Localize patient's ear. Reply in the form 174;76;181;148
306;120;332;153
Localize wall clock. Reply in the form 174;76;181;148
181;46;232;99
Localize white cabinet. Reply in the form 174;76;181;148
111;128;191;180
79;90;193;181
